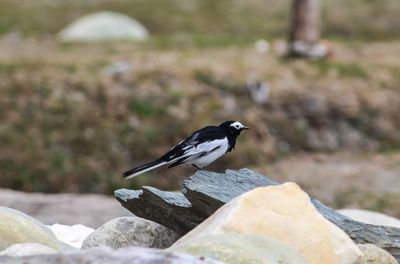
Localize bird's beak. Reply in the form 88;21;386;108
243;126;250;130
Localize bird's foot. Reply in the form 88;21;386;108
192;164;203;170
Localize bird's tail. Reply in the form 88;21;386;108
122;160;167;179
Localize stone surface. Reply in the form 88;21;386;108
338;209;400;228
115;169;400;261
0;188;127;228
0;206;61;251
59;11;149;42
355;244;397;264
170;234;306;264
176;183;362;264
0;247;220;264
82;216;180;250
48;223;94;249
0;243;56;257
115;187;204;234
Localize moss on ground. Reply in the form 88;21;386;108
0;40;399;197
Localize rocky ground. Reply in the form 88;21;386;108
1;169;399;264
260;152;400;218
0;188;127;228
1;152;399;230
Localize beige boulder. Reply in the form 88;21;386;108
170;233;307;264
0;206;61;251
175;182;362;264
355;244;397;264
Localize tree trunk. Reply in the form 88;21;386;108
289;0;324;58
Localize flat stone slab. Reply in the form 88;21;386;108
115;169;400;261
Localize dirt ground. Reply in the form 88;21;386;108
260;152;400;217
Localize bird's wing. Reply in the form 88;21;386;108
167;138;227;168
159;126;226;163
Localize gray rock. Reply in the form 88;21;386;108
59;11;149;42
115;169;400;261
115;187;204;234
82;217;180;250
0;247;220;264
0;206;61;251
102;61;132;78
0;243;56;257
170;234;307;264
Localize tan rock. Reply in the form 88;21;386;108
355;244;397;264
175;182;362;264
170;233;307;264
0;206;61;251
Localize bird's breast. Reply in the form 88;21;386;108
190;138;229;168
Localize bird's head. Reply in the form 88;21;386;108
219;120;249;137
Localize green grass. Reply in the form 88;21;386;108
128;99;166;117
0;40;400;194
193;69;238;91
0;63;17;74
312;60;368;78
1;0;400;41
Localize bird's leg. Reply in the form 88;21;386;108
192;164;203;170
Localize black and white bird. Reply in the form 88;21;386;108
123;121;249;179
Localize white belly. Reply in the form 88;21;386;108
190;139;229;168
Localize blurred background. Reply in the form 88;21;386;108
0;0;399;217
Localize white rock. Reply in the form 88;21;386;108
254;39;270;53
246;80;270;104
59;11;149;42
102;61;132;77
0;243;56;257
338;209;400;228
47;223;94;249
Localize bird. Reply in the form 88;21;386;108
123;120;249;179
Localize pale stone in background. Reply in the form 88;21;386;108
59;11;149;42
338;209;400;228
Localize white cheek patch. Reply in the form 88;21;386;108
230;121;244;129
